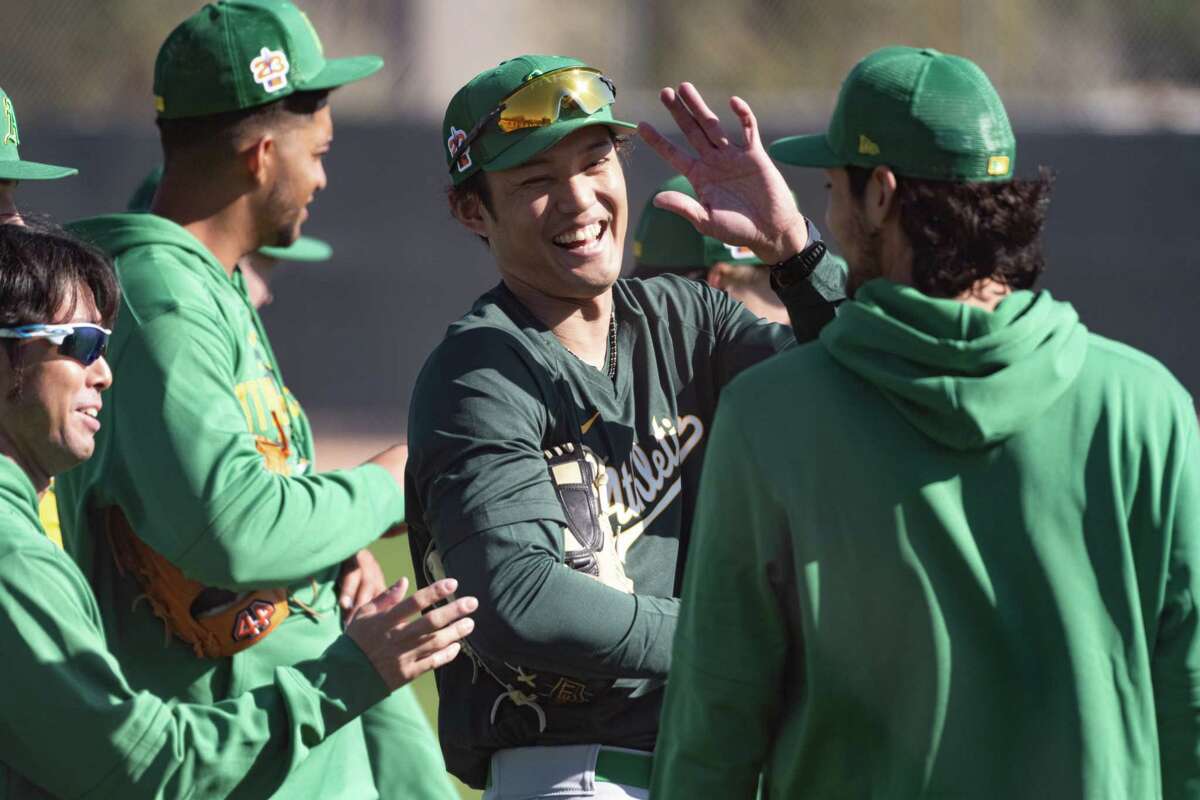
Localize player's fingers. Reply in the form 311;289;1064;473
659;86;718;153
397;596;478;640
403;617;476;663
339;569;362;612
404;642;463;680
730;95;761;151
386;577;459;622
354;576;409;620
653;190;710;231
637;122;697;176
352;571;382;618
677;82;730;148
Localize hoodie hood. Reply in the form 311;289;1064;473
821;279;1087;450
69;213;227;279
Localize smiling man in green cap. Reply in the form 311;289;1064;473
650;46;1200;799
406;54;847;797
0;87;77;225
56;3;447;798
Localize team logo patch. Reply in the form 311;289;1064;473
987;155;1011;176
250;47;291;94
724;243;756;260
858;134;880;156
2;96;19;146
447;126;472;172
232;599;277;642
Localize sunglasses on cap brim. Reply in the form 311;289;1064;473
449;67;618;173
0;323;111;366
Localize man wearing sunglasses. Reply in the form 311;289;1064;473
0;223;477;798
406;54;844;797
633;173;791;326
56;3;449;798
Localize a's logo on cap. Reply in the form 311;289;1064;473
858;135;880;156
725;243;756;260
447;126;472;172
250;47;291;94
987;155;1011;176
1;97;19;146
153;96;165;113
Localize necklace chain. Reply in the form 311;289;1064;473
605;310;617;380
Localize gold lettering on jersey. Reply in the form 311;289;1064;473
602;414;704;558
234;377;291;434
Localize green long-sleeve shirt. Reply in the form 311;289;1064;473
652;280;1200;799
56;214;405;798
0;455;389;799
407;250;844;788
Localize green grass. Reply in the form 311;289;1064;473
369;536;481;800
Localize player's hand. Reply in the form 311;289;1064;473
366;443;408;487
638;83;809;265
346;577;477;691
339;549;387;622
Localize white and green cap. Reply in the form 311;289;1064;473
0;87;77;181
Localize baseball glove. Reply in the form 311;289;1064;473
105;506;290;659
544;442;633;593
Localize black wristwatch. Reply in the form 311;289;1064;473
769;218;827;291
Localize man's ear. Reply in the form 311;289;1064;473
866;165;899;227
450;189;491;239
243;134;274;189
706;262;730;290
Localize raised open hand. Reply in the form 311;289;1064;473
638;83;810;265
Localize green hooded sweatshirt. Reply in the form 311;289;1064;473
652;279;1200;799
56;214;406;799
0;455;390;798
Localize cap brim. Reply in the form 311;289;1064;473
485;116;638;173
300;55;384;92
768;134;844;168
258;236;332;262
0;159;78;181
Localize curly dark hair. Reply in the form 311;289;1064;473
846;165;1055;297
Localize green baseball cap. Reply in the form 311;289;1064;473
154;0;383;120
443;54;636;186
127;165;331;262
633;175;761;270
770;46;1015;182
0;88;77;181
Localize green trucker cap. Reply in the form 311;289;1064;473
443;54;637;186
128;165;331;262
770;46;1015;182
154;0;383;120
0;88;77;181
633;175;761;270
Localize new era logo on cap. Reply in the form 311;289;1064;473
250;47;291;94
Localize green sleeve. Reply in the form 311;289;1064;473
108;305;403;588
0;546;388;799
410;334;678;680
1153;405;1200;798
650;386;790;800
